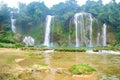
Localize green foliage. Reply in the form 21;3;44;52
70;64;96;74
16;1;48;35
82;0;103;17
0;3;15;44
110;41;120;51
55;48;86;52
0;43;24;48
111;41;120;46
0;31;15;43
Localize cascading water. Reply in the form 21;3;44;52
43;15;53;47
73;12;93;47
102;23;107;46
74;13;81;47
89;14;93;47
23;36;35;46
10;12;16;33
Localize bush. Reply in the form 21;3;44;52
70;64;96;75
0;43;4;47
15;43;24;48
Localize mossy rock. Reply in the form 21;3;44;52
70;64;96;75
93;49;99;52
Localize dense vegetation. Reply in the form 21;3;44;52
0;4;15;43
0;0;120;46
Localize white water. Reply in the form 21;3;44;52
11;17;16;33
89;14;93;47
74;13;81;47
23;36;35;46
74;12;93;47
43;15;53;46
103;23;107;46
86;50;120;54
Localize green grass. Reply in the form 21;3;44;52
0;43;24;48
70;64;96;75
26;53;44;59
39;63;48;66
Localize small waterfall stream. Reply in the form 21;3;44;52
11;12;16;33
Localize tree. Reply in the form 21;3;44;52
16;1;49;35
0;4;10;30
82;0;103;17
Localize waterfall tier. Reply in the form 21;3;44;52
69;12;107;47
73;12;93;47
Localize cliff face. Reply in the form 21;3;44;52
14;13;116;47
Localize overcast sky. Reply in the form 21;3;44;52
1;0;120;8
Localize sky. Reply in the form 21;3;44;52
1;0;120;8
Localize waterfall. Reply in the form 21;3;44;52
73;12;93;47
23;36;35;46
43;15;53;47
74;13;81;47
103;23;107;46
10;12;16;33
89;14;93;47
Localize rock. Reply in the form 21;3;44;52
15;58;25;63
72;73;98;80
56;68;64;74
